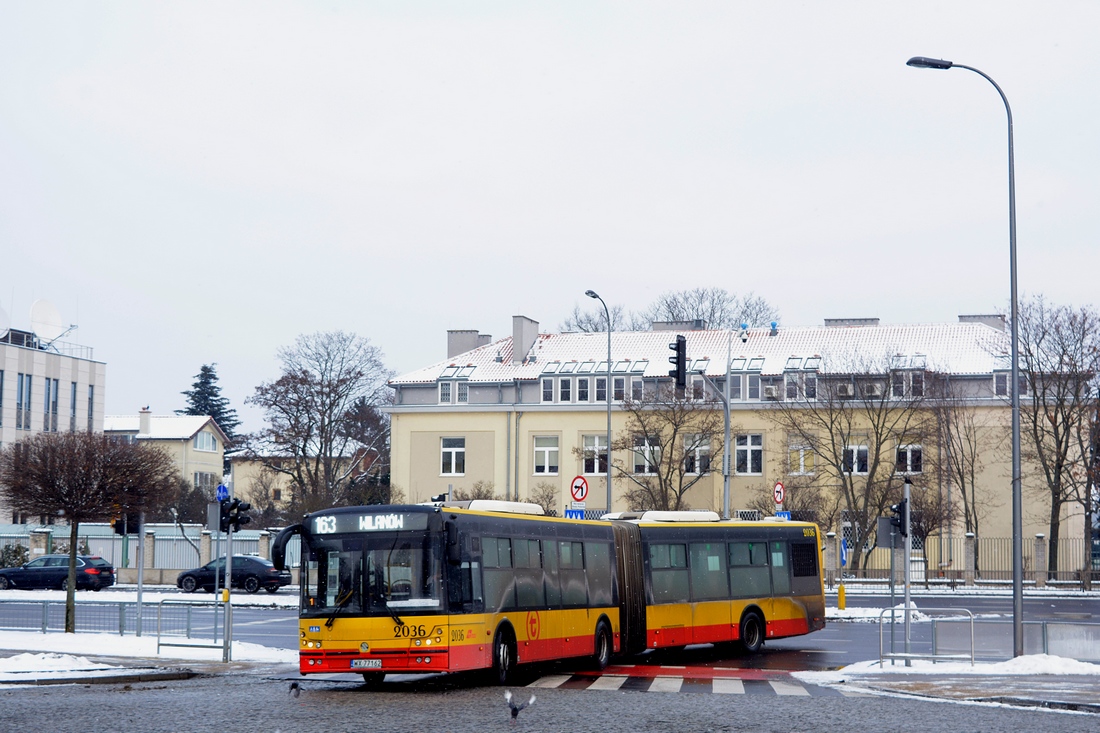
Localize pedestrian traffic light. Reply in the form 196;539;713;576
219;499;232;532
668;334;687;390
226;498;252;532
890;499;908;537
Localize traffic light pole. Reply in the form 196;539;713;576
903;477;912;665
222;525;233;663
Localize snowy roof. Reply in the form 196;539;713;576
103;414;227;442
390;322;1010;386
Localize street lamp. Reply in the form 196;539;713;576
586;290;614;515
907;55;1023;656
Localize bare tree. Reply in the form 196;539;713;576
907;477;958;586
1016;296;1100;577
0;432;179;632
746;475;841;529
604;384;725;511
765;355;933;575
245;331;394;515
559;303;631;332
529;481;559;516
453;480;498;501
639;288;779;329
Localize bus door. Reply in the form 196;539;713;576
688;541;731;644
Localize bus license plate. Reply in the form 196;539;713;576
351;659;382;669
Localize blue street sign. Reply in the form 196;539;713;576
775;511;791;520
216;484;229;501
564;509;585;520
840;537;849;567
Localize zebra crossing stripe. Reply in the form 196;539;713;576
648;677;683;693
712;678;745;695
588;675;628;691
528;675;573;688
769;680;811;696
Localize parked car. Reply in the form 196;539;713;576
177;555;292;594
0;554;115;591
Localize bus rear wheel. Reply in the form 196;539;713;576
593;621;612;670
739;611;764;654
492;627;516;685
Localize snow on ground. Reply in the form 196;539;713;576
793;654;1100;687
0;585;299;608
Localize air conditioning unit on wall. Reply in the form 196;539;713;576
836;383;853;398
863;383;883;397
762;385;778;399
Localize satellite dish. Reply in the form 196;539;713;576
0;305;9;335
30;299;65;341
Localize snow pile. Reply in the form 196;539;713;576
793;654;1100;686
0;630;297;666
827;604;929;623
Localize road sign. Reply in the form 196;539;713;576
570;476;589;503
564;509;585;520
773;481;785;505
216;484;229;502
776;511;791;520
571;501;587;511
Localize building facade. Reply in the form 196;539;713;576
104;409;228;494
388;314;1077;554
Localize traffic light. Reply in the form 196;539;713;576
225;498;252;532
219;499;232;532
112;513;140;535
890;499;908;537
668;334;687;390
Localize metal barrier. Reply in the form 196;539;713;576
156;599;224;655
932;618;1100;662
0;598;147;635
879;606;975;666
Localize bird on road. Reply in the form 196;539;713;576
289;681;300;698
505;690;535;724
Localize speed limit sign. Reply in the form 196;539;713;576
773;481;785;505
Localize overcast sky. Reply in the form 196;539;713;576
2;2;1098;431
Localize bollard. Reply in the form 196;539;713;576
838;583;846;610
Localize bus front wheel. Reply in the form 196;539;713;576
739;612;764;654
492;627;516;685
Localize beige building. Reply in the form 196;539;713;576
1;325;106;523
388;315;1081;559
104;409;228;493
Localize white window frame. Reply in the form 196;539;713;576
994;372;1028;397
439;382;452;404
595;377;608;403
194;431;218;452
690;375;705;401
533;436;560;475
541;377;555;403
843;444;869;475
577;377;590;402
441;437;466;476
457;381;469;403
613;376;626;402
735;433;763;475
896;444;923;474
582;434;608;475
633;435;660;475
631;376;644;401
747;374;761;400
683;434;710;474
728;374;742;400
559;377;572;403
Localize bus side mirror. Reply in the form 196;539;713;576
445;521;461;565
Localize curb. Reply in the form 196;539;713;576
0;668;197;686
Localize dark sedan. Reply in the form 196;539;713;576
0;554;116;591
177;555;292;594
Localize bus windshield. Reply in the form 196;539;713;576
302;534;443;618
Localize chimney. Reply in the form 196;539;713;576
512;315;539;364
138;406;152;435
824;318;880;328
958;314;1006;331
447;330;490;359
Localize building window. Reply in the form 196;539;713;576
272;488;282;502
194;431;218;452
16;373;31;430
441;437;466;475
87;385;94;431
789;443;814;475
785;374;799;400
729;374;742;400
747;375;761;400
578;377;590;402
596;377;607;402
843;445;869;475
533;436;560;475
891;372;905;398
439;382;452;403
457;382;469;403
683;434;710;474
613;376;626;401
893;371;925;398
632;377;644;401
542;378;554;402
583;434;608;475
735;434;763;475
193;472;217;490
633;435;660;474
559;378;572;402
994;372;1028;397
69;381;77;432
896;444;923;474
690;376;705;401
43;378;58;432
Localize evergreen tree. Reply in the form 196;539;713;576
177;364;241;442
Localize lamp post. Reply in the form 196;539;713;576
586;290;614;515
907;55;1023;656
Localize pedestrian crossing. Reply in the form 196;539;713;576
527;669;859;698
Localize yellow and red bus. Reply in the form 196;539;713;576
272;501;824;686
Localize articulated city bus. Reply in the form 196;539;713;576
272;502;824;686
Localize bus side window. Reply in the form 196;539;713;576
770;541;791;595
543;540;561;606
585;542;613;607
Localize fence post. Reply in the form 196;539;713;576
259;531;271;561
1034;534;1047;588
144;528;156;571
824;532;837;588
964;533;975;586
200;530;212;566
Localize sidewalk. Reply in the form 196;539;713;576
841;672;1100;713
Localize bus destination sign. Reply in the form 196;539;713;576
313;512;430;535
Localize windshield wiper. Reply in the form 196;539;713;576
385;594;404;626
324;591;355;629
